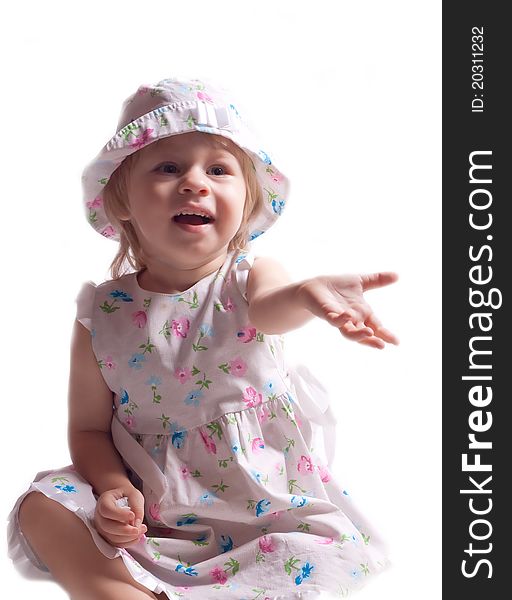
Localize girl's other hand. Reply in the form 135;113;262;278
298;273;399;349
94;486;147;547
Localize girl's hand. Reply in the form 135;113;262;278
94;486;147;547
298;273;399;349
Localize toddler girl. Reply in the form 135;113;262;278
8;76;398;599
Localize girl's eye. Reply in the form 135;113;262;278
158;163;178;174
209;166;226;176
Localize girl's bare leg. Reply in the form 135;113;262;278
18;491;167;600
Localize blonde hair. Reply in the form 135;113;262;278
103;135;263;280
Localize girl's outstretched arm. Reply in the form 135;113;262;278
247;257;399;348
67;319;146;545
247;257;314;334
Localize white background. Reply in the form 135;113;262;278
1;0;441;598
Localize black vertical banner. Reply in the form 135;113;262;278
443;2;510;598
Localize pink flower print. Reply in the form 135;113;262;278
197;91;213;104
172;317;190;338
297;455;314;474
209;566;227;584
130;127;154;150
315;536;334;545
242;386;263;408
149;503;161;521
104;355;116;369
269;510;283;520
259;535;276;553
86;196;102;209
251;437;265;454
199;428;217;454
237;326;256;343
179;465;191;479
174;367;192;384
257;404;271;424
316;464;332;483
229;357;247;377
132;310;147;328
100;225;116;238
124;416;136;430
222;296;236;312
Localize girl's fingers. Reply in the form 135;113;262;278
97;515;147;537
338;321;374;342
327;307;398;347
357;335;386;349
98;498;134;523
326;308;359;326
360;272;399;292
100;529;144;547
366;314;399;345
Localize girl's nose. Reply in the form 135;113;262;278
178;168;210;196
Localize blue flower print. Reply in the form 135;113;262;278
251;469;263;483
199;323;214;337
110;290;133;302
196;124;216;134
286;392;296;405
91;328;96;338
301;562;314;579
199;491;218;506
128;353;146;370
176;514;198;527
169;420;185;433
264;380;276;395
231;444;240;454
255;499;271;517
175;563;199;577
258;149;272;165
171;430;187;449
235;253;248;264
119;389;129;405
271;198;286;215
219;535;233;553
229;103;241;118
54;484;77;493
290;495;308;508
249;230;263;241
195;534;208;544
294;561;314;585
350;568;361;580
145;375;161;387
184;389;203;407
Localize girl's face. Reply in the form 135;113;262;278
125;132;247;269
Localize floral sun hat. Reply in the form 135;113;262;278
81;76;289;243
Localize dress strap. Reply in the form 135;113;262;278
233;249;255;301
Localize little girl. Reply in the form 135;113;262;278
8;76;398;599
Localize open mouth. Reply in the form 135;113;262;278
173;213;214;226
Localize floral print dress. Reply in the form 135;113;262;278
8;250;388;599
